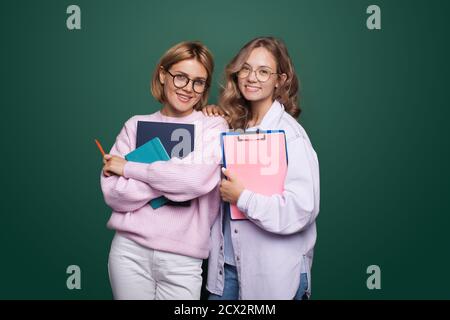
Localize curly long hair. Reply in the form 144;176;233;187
219;37;300;130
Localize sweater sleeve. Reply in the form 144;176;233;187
100;118;163;212
123;118;228;202
236;135;320;235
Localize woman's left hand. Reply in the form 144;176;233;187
103;154;127;177
220;168;245;205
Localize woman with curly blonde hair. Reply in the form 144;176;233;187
203;37;320;300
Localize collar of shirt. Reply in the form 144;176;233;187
248;100;285;131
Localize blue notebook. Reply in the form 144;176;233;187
125;137;170;163
125;137;171;209
136;121;195;208
136;121;195;159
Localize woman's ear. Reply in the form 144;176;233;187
159;66;165;85
276;73;288;88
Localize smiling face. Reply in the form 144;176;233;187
237;47;283;106
159;59;208;117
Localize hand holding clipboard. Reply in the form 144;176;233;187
221;130;288;220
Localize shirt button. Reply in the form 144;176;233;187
236;256;240;261
219;270;223;275
220;245;223;251
234;229;238;234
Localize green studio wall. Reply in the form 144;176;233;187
0;0;449;299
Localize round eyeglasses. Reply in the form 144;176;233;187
165;69;208;94
236;65;280;82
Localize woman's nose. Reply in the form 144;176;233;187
247;70;258;82
182;80;194;93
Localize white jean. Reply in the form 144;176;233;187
108;233;203;300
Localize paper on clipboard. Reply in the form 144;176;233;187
221;130;288;220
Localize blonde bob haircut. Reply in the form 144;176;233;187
151;41;214;110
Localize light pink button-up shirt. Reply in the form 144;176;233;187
206;100;320;299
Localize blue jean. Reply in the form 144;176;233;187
209;264;239;300
294;272;309;300
208;263;309;300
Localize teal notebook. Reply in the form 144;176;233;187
124;137;170;209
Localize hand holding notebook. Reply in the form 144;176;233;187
133;121;195;209
124;137;171;209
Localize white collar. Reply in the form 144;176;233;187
247;100;285;131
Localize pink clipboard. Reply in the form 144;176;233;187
221;130;288;220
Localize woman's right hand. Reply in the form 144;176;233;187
202;104;226;117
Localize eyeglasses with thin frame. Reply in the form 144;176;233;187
236;65;280;82
165;69;208;94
